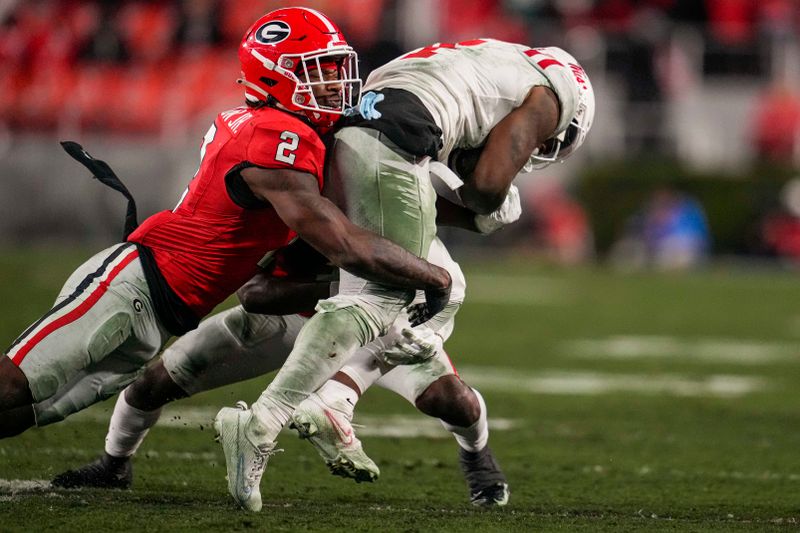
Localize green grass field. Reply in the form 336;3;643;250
1;248;800;531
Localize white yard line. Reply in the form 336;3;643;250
68;407;518;439
0;479;52;492
353;415;516;439
457;366;767;398
0;448;217;461
561;335;799;364
60;366;766;442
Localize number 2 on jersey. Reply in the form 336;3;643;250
275;131;299;164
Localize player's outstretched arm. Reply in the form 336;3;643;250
241;166;452;302
458;86;559;214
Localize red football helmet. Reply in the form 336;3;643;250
238;7;361;129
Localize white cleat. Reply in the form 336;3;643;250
214;401;279;512
289;393;380;483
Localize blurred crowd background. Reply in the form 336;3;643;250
1;0;799;270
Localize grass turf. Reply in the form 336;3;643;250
1;248;799;531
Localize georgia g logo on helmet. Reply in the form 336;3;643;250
255;21;291;44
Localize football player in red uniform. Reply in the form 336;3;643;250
0;7;450;441
46;34;595;512
48;237;465;490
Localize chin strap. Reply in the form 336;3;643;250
238;78;273;101
60;141;139;241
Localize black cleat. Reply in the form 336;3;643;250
469;481;510;507
458;446;510;507
51;453;133;489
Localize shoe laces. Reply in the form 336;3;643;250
246;446;283;484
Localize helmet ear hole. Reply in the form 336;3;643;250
259;77;278;87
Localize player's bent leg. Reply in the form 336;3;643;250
288;319;452;483
291;251;465;482
230;284;410;506
51;363;182;489
7;244;166;425
289;380;379;483
429;385;509;507
249;298;392;438
378;358;509;507
276;127;440;432
126;360;189;412
415;375;480;427
166;307;305;397
286;302;415;483
53;307;303;490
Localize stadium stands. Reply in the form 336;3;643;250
1;0;796;138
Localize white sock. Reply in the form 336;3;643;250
104;390;162;458
439;388;489;453
250;392;292;442
340;340;390;394
315;379;359;417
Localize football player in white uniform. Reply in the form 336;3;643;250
213;39;594;511
287;40;594;507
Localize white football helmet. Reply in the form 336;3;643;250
528;47;595;169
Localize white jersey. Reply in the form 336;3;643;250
365;39;580;163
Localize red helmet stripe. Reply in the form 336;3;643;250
297;7;337;33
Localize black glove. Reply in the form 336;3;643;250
408;284;452;327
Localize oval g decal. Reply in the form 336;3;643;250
255;21;291;44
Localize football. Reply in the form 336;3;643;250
448;145;484;181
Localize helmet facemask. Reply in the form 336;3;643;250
527;100;590;170
239;46;361;127
238;7;363;128
290;49;361;117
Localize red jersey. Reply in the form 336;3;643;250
128;105;325;323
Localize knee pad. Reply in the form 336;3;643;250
311;300;381;349
33;365;143;427
221;306;277;345
374;351;456;404
87;312;132;364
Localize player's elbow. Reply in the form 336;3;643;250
461;181;506;215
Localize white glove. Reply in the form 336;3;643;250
379;326;441;366
473;184;522;234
